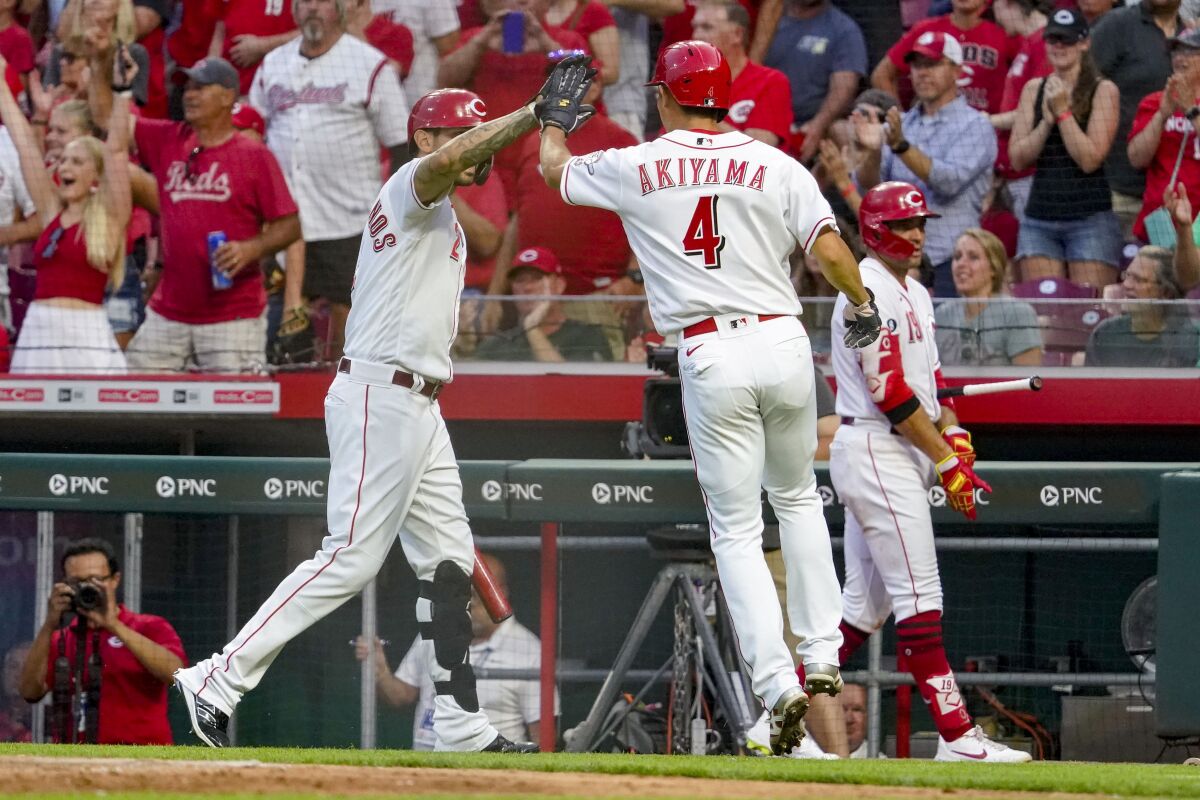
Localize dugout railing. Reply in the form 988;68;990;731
3;454;1195;757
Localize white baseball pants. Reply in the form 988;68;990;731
179;366;496;751
678;314;843;709
829;423;945;632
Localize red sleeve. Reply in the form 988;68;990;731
1129;92;1163;141
366;15;415;76
137;615;188;665
133;118;176;176
934;368;955;413
252;143;300;221
451;26;483;53
574;1;616;38
746;70;793;145
1;27;35;74
860;327;916;414
886;22;924;72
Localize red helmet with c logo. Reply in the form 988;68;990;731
858;181;941;263
646;41;731;119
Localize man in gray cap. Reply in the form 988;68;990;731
96;56;302;373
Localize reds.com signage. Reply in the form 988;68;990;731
0;380;280;414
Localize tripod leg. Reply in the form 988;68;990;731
678;571;754;749
566;566;678;753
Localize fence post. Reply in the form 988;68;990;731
539;522;558;751
31;511;54;744
867;630;882;758
225;515;239;746
361;578;378;749
123;513;143;613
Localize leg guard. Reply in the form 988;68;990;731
417;561;479;712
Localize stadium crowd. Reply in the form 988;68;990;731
0;0;1196;372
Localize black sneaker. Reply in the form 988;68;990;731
481;734;538;753
176;679;230;748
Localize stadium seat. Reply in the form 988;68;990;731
1011;277;1099;301
1036;305;1109;366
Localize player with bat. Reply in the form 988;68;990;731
172;81;553;753
828;181;1031;762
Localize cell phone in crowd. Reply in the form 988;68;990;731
502;11;524;54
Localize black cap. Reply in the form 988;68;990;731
1171;27;1200;51
182;58;239;91
1044;7;1088;44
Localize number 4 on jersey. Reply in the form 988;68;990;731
682;195;725;269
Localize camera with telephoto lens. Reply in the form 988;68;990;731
67;579;104;612
621;347;690;460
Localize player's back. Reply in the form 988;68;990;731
561;129;836;335
343;157;466;382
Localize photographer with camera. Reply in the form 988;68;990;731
17;538;186;745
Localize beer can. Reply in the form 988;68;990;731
208;231;232;290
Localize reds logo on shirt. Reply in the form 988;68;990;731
163;162;232;203
263;82;350;112
727;99;756;125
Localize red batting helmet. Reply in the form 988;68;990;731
407;88;488;141
646;41;731;118
407;88;491;183
858;181;941;264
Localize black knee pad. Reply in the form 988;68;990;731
418;560;473;671
434;663;480;713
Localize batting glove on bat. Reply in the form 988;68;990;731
536;53;597;134
940;425;975;468
936;454;992;521
842;288;882;348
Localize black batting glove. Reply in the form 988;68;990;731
842;288;882;348
536;54;597;134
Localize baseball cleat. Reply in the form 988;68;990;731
768;686;810;756
481;734;539;753
744;710;772;756
788;729;839;760
803;663;844;697
934;726;1033;763
175;672;230;748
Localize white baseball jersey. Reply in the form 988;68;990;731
0;126;36;313
373;0;460;109
396;619;554;749
831;257;941;425
342;157;466;382
251;34;409;241
560;129;835;334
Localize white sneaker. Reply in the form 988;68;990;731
745;710;772;756
788;730;839;760
934;726;1033;763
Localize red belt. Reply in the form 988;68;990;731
338;358;443;400
682;314;784;339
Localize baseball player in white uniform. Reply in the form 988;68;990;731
174;85;550;753
537;44;883;756
829;181;1030;763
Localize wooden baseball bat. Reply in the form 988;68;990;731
937;376;1043;399
472;548;513;624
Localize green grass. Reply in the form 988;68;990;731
2;744;1199;798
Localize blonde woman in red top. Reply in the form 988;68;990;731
2;50;133;374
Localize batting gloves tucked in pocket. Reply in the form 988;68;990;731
936;454;991;521
843;288;882;348
940;425;975;468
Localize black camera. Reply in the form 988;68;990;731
67;579;104;612
622;346;691;460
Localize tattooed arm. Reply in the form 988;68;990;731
413;105;538;206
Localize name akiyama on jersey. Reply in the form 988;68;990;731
634;157;769;195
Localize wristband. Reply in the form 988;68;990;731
1055;108;1073;124
838;183;857;200
890;139;910;155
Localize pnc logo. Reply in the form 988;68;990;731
817;485;836;507
480;481;543;502
1041;485;1102;506
592;482;654;504
157;476;217;498
264;478;325;499
592;483;612;504
264;478;284;499
482;480;503;502
49;473;109;496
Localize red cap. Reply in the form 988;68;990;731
230;102;265;137
511;246;561;275
905;31;964;66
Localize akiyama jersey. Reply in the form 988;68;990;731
831;257;941;425
251;34;409;241
560;129;835;334
342;158;466;382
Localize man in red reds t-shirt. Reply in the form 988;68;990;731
17;538;187;745
219;0;300;96
509;81;635;295
1128;29;1200;242
873;0;1014;113
693;1;791;148
454;178;509;291
119;58;300;373
438;0;588;195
